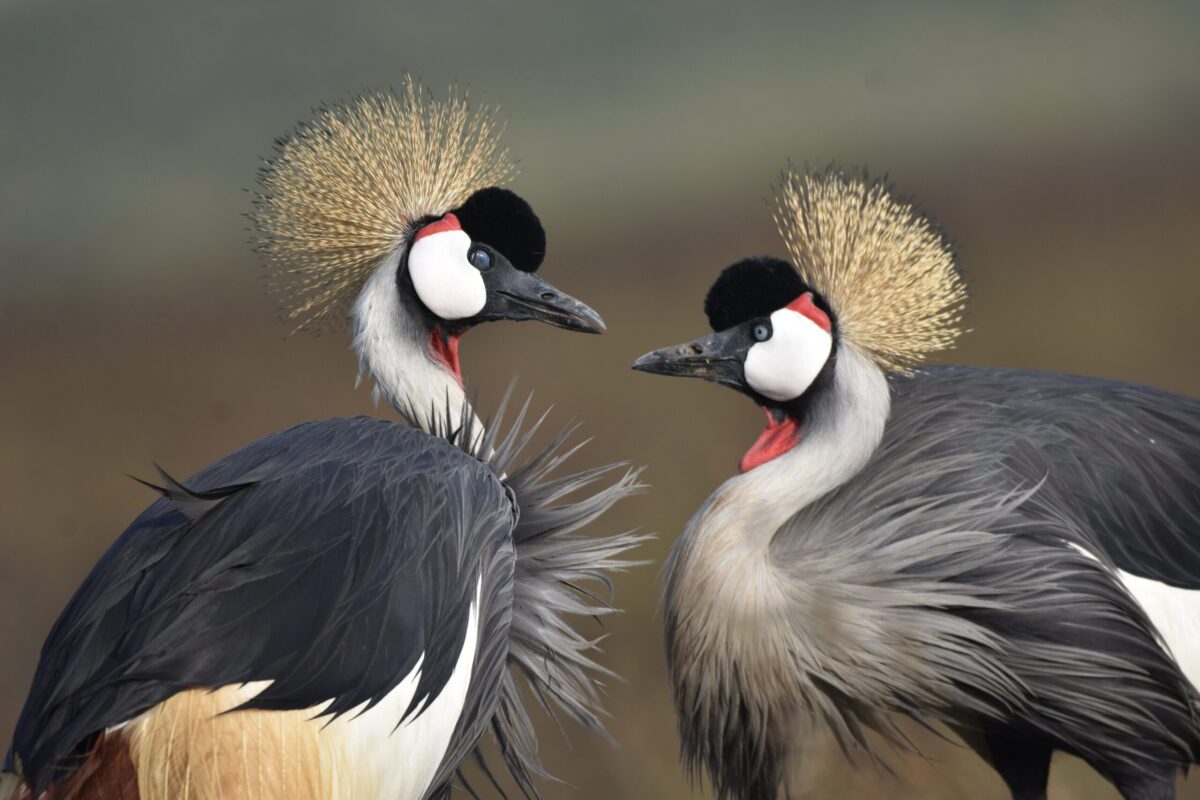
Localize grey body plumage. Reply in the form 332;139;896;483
666;364;1200;799
637;168;1200;800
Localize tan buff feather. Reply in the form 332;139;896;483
125;685;348;800
771;168;967;374
252;80;515;331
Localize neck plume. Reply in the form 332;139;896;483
351;253;481;442
727;345;890;537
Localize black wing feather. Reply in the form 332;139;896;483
10;416;515;794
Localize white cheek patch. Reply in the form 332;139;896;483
407;229;487;320
744;308;833;402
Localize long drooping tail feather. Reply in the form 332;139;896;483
433;388;648;797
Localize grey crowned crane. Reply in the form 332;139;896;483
1;85;643;800
633;168;1200;800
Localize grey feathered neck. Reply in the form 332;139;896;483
423;388;647;798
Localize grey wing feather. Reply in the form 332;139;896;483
772;366;1200;771
427;392;647;799
898;366;1200;585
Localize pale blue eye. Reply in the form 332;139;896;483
752;321;772;342
468;246;493;271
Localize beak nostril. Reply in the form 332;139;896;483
540;291;556;301
688;344;704;356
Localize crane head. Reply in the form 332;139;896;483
251;82;599;337
633;257;836;472
633;167;965;471
632;256;835;406
404;187;603;334
251;82;607;425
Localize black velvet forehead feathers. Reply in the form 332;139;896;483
452;187;546;272
704;256;810;332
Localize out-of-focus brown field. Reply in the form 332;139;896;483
2;2;1199;798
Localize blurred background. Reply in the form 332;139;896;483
2;1;1198;797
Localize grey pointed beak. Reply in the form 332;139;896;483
485;268;606;334
632;329;749;389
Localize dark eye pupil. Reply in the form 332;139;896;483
753;323;770;341
468;246;493;271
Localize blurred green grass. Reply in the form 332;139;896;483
2;2;1199;797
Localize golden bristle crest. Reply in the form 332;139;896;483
251;81;515;331
771;168;967;374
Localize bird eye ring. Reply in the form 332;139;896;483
468;246;493;271
752;321;772;342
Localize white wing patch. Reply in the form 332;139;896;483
336;576;483;800
1116;570;1200;692
1069;543;1200;692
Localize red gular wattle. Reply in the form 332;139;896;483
739;408;803;473
429;328;463;387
